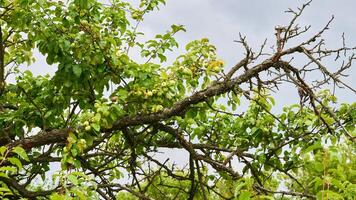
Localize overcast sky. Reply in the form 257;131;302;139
139;0;356;62
136;0;355;104
20;0;355;105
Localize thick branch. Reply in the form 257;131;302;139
8;59;280;150
0;177;57;198
8;128;72;150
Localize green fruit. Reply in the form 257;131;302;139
182;68;192;76
146;91;153;97
103;110;110;117
85;126;91;131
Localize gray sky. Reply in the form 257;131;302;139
20;0;355;105
140;0;355;60
136;0;356;104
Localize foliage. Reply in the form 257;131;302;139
0;0;355;199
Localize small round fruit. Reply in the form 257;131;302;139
85;126;91;131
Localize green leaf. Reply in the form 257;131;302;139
73;65;82;77
67;174;79;186
8;157;22;169
314;162;324;172
72;188;86;199
91;123;100;132
50;193;65;200
268;97;275;106
302;141;322;154
12;146;29;161
0;172;9;178
0;146;7;156
257;195;274;200
67;132;77;144
316;190;343;200
239;191;251;200
186;108;198;119
0;166;17;173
